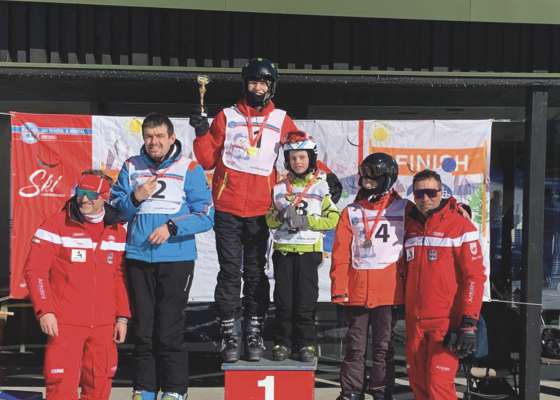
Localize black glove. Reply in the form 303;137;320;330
444;316;477;358
326;172;343;204
189;113;209;137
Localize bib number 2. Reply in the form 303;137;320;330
152;180;167;199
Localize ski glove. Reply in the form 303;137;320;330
444;316;477;358
275;206;290;223
189;113;209;136
285;206;309;230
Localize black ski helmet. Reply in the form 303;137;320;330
241;58;278;107
358;152;399;196
283;131;318;176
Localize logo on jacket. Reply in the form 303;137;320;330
406;247;414;261
108;235;116;241
107;252;114;265
428;249;438;262
71;249;87;263
470;242;478;256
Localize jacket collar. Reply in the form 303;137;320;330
288;170;321;185
64;197;123;227
140;139;183;169
235;98;276;116
409;196;457;224
357;191;400;210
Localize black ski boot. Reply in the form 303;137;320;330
244;316;265;361
336;393;365;400
219;318;239;363
272;344;290;361
298;345;317;362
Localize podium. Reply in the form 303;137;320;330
222;358;317;400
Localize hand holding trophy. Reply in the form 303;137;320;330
189;75;211;136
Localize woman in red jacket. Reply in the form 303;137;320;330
331;153;407;400
24;170;130;400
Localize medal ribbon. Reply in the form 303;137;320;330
245;111;270;150
360;193;392;242
285;170;320;208
148;153;182;178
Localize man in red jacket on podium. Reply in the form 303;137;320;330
189;58;298;362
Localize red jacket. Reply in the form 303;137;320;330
24;203;130;327
330;192;407;308
193;99;298;217
404;197;485;322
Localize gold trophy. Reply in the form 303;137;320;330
197;75;210;117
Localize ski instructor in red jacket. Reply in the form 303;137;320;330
404;169;486;400
189;58;298;362
24;170;130;400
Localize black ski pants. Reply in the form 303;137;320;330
213;210;270;320
126;259;194;395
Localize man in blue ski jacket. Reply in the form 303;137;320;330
110;112;214;400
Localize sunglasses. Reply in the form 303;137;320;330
76;188;100;201
413;188;441;199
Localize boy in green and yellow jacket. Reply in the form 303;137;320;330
266;131;340;362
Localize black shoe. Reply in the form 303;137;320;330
336;394;364;400
272;344;290;361
219;318;239;363
244;316;265;361
298;345;316;362
220;336;239;363
245;334;264;361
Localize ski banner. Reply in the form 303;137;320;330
10;112;92;299
9;114;491;301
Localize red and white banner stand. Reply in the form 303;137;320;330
223;359;316;400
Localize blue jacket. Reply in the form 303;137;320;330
110;140;214;263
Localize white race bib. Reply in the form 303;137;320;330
348;198;406;270
222;107;285;176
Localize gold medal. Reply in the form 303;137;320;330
246;146;257;157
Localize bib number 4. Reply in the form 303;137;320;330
374;223;390;243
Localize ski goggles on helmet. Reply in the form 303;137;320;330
359;164;388;180
283;131;316;151
76;173;111;201
285;130;310;143
413;188;441;199
76;188;101;201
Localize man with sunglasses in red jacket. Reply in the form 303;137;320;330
404;169;486;400
24;170;130;400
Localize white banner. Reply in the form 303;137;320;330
92;117;492;301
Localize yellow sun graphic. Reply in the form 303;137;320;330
372;126;390;142
129;118;143;135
